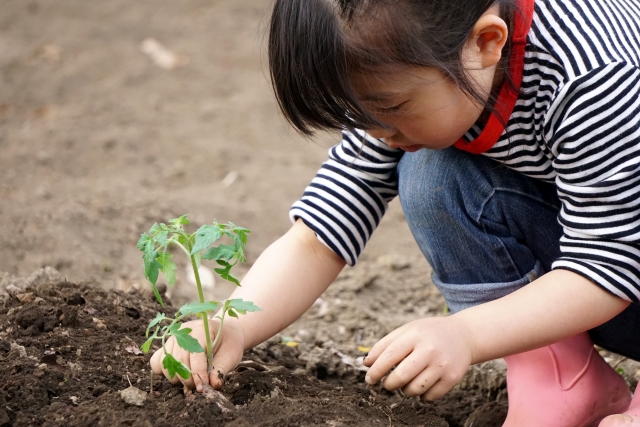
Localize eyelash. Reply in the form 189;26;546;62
378;101;407;114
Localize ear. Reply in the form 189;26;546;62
467;10;509;69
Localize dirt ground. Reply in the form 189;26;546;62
0;0;421;289
0;269;510;427
1;1;638;426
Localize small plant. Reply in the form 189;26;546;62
137;215;260;380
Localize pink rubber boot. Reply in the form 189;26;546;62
599;385;640;426
503;333;631;427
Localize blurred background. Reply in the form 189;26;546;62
0;0;423;300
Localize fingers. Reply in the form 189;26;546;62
159;339;181;385
150;339;190;386
209;332;244;390
397;365;440;397
382;351;430;391
379;358;458;400
150;347;164;375
363;324;409;368
189;350;210;392
419;378;458;401
182;319;212;391
172;341;194;389
364;338;413;386
148;319;212;390
146;320;245;392
363;317;467;397
397;359;462;400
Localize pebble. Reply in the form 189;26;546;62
10;342;28;358
120;386;147;406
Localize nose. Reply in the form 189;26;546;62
367;127;396;140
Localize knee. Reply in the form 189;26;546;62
398;148;485;229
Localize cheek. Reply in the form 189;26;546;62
389;93;481;146
402;114;462;143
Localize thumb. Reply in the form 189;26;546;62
150;347;164;375
208;334;244;390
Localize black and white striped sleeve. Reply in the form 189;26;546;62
546;62;640;301
289;129;403;265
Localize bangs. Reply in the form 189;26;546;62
268;0;386;135
268;0;512;136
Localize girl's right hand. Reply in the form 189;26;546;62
149;318;245;392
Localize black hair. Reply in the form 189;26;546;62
268;0;519;136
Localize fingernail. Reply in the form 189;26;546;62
196;384;202;392
365;375;371;384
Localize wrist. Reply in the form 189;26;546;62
448;314;478;365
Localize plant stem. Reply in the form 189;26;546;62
210;311;225;358
190;255;214;371
168;239;192;259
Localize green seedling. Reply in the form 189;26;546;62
137;215;260;380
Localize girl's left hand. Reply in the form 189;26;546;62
363;316;474;400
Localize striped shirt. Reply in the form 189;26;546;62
290;0;640;302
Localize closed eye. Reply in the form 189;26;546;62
377;101;408;114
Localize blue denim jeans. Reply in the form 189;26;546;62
397;147;640;360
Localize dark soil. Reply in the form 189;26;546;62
0;275;511;427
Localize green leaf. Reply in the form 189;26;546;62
169;215;190;230
137;233;152;251
162;352;191;379
141;240;162;285
139;237;164;306
202;244;236;262
148;223;169;247
179;301;220;316
177;234;190;248
226;298;261;313
227;309;238;318
150;283;165;307
157;252;177;287
214;265;240;286
191;225;224;254
170;326;204;353
146;313;165;337
146;262;160;286
230;223;250;241
155;231;169;247
141;337;154;353
233;240;247;262
229;223;250;233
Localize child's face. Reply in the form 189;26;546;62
353;64;495;151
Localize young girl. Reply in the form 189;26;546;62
150;0;640;425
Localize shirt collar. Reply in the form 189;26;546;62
454;0;535;154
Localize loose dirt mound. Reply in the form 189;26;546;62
0;270;514;427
